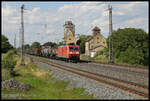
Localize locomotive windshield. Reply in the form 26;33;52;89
69;47;79;51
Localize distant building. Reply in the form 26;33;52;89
63;21;76;45
85;26;107;57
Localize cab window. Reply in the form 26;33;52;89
69;47;79;51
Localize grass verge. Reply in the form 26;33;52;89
1;54;94;100
80;53;148;68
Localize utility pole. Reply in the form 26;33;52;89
19;28;21;48
108;5;114;63
14;34;16;48
21;4;25;65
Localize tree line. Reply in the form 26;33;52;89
96;28;149;66
2;27;149;66
23;41;63;50
2;35;13;53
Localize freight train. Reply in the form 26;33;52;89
26;44;80;62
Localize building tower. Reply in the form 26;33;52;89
63;21;76;45
92;26;101;50
92;26;101;36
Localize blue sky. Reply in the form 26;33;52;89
2;1;149;48
2;2;81;10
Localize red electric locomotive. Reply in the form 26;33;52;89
57;45;80;61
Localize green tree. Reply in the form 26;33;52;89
109;28;149;66
2;34;13;53
76;34;91;53
24;44;30;50
31;42;41;48
56;41;64;47
43;42;57;48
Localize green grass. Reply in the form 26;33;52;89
2;69;12;81
2;53;6;57
1;55;94;100
80;54;89;61
114;58;148;68
2;53;14;81
94;55;109;63
80;53;148;68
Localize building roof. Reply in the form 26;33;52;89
65;21;73;25
85;26;103;42
92;26;101;31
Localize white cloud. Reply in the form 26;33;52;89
2;2;149;47
2;4;16;16
113;11;124;16
126;17;146;25
124;17;148;32
46;28;55;34
24;7;45;24
9;16;20;24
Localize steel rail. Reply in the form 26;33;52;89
26;54;149;99
91;61;148;70
78;62;148;78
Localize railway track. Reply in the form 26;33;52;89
39;56;148;86
91;61;148;70
26;54;149;99
77;62;148;78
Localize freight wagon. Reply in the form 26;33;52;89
26;44;80;62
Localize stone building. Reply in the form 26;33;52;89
85;26;107;57
63;21;76;45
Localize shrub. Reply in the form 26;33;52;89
2;69;12;81
94;48;109;58
5;49;17;58
2;56;16;71
2;50;17;73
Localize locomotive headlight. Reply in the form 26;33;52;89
69;52;73;54
76;52;79;54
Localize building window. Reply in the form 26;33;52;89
97;37;99;44
69;38;71;40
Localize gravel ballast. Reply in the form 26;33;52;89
44;58;148;86
25;56;147;99
2;79;32;92
33;59;144;99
